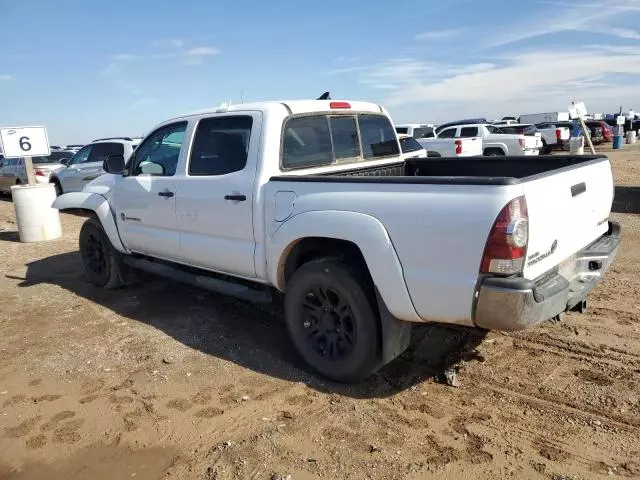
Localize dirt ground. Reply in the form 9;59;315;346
598;140;640;185
0;169;639;479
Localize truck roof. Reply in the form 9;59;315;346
175;99;386;121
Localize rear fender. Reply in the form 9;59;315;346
267;210;422;322
484;142;508;154
52;192;127;253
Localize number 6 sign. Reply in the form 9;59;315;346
0;126;50;158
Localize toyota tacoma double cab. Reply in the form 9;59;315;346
53;98;621;382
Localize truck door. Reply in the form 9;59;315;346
175;112;262;278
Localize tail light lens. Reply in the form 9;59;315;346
518;137;525;148
34;169;45;177
455;140;462;154
480;196;529;275
556;129;562;142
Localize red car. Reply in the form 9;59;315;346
586;121;613;142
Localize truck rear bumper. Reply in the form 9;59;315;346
474;221;621;331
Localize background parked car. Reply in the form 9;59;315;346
394;124;435;139
50;137;140;195
0;150;74;193
585;120;613;142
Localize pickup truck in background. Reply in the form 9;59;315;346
53;99;620;383
417;133;483;157
424;123;541;156
492;123;548;154
528;122;572;153
394;123;435;139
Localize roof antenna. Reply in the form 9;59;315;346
317;91;331;100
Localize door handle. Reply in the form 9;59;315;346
158;190;175;198
224;194;247;201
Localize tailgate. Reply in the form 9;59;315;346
523;136;539;150
521;158;613;280
559;128;570;141
460;138;482;156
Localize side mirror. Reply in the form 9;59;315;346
104;153;125;174
60;158;70;166
139;162;165;176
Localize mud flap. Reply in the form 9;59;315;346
375;288;412;365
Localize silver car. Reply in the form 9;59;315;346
0;151;74;194
50;137;140;195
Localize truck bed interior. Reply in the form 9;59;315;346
271;155;608;186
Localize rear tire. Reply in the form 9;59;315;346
484;148;505;156
540;140;552;155
284;259;380;383
79;218;126;289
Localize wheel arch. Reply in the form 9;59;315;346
53;192;127;253
267;210;421;322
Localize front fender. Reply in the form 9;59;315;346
267;210;421;322
52;192;127;253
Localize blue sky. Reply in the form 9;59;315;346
1;0;639;144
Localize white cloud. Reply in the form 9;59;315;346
150;38;185;48
347;46;640;122
487;0;640;47
415;29;465;41
184;46;219;57
0;74;12;81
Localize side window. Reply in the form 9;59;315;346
358;114;399;159
69;145;93;165
413;127;433;138
329;116;360;161
89;143;124;165
459;127;479;137
130;122;187;177
282;116;333;169
438;128;456;138
189;116;253;176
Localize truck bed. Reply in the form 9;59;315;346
271;155;607;185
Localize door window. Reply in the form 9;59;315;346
88;143;124;165
459;127;479;138
438;128;456;138
69;145;93;165
189;116;252;176
130;122;187;176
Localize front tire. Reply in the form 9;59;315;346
284;259;380;383
79;218;125;289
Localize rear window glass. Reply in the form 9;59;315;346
330;116;360;160
413;127;433;138
282;113;399;169
282;116;333;169
395;127;408;134
358;114;399;159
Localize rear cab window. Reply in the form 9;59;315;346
282;113;399;170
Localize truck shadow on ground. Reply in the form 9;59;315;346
14;250;488;399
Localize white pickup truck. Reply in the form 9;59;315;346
53;99;621;382
494;122;569;154
424;123;541;156
416;135;482;157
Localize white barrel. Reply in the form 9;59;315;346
626;130;637;144
10;184;62;242
569;136;584;155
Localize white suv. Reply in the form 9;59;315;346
50;137;141;195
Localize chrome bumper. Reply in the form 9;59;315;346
474;222;621;331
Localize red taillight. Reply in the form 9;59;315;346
518;137;525;148
556;129;562;142
34;169;45;177
455;140;462;155
480;196;529;275
329;101;350;109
